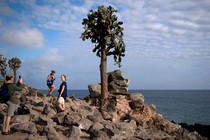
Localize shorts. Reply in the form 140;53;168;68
6;101;17;117
47;83;53;88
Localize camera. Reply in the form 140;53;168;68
19;75;21;79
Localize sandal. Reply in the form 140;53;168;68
2;131;12;135
2;131;9;135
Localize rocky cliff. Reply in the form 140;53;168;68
0;70;208;140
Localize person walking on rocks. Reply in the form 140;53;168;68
57;74;67;111
47;70;56;96
2;74;23;135
58;74;67;100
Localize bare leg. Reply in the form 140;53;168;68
3;116;11;133
48;85;55;95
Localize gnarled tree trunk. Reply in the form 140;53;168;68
100;47;108;106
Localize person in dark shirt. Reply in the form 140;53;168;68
58;74;67;100
57;74;67;111
2;74;23;135
47;70;55;96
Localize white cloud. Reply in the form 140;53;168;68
0;1;14;16
0;28;44;48
171;19;199;28
1;0;210;89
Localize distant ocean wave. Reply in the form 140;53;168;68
40;89;210;125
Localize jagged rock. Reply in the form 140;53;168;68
108;70;129;95
132;127;154;140
78;118;93;131
38;115;56;127
11;122;37;134
101;98;116;112
103;121;120;136
113;122;135;139
108;81;128;95
53;111;67;125
34;101;45;107
87;110;104;123
89;122;109;140
40;125;61;140
148;103;156;111
88;84;101;98
108;70;127;81
87;70;129;99
179;123;210;139
11;115;30;124
27;88;38;96
89;122;104;132
129;93;144;110
0;78;208;140
42;104;57;118
64;113;82;126
64;126;81;139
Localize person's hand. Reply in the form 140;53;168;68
18;78;23;84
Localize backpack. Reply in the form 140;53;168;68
0;83;10;103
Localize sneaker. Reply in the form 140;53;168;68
2;131;13;135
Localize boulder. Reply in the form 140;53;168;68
88;84;101;98
64;126;81;139
87;70;129;98
0;82;208;140
108;70;129;95
11;122;37;134
129;93;144;110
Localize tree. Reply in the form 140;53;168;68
0;54;7;78
81;6;125;105
8;57;21;84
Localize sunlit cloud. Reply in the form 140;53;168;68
0;28;44;48
0;0;210;89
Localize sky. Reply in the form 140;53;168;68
0;0;210;90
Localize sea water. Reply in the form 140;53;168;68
40;89;210;125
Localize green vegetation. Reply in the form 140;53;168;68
0;55;21;84
81;5;126;105
0;55;7;78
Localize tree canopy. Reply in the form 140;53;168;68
81;5;125;67
8;57;22;84
0;55;7;78
81;5;126;105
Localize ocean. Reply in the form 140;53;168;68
40;89;210;125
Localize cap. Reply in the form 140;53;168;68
6;74;13;80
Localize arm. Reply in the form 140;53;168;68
14;84;23;91
47;75;51;80
8;83;23;93
59;85;65;96
15;78;23;91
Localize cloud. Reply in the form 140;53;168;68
1;0;210;89
0;0;14;16
0;28;44;48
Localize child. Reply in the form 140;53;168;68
57;96;65;112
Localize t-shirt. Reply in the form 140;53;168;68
7;83;23;104
59;81;67;98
